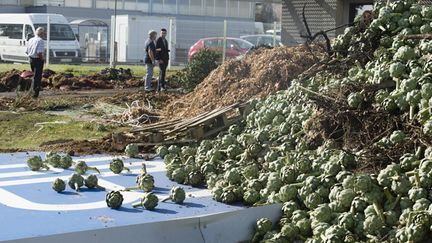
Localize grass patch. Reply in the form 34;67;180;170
0;112;124;150
0;63;180;78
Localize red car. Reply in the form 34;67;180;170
188;37;253;61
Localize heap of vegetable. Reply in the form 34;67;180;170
158;1;432;241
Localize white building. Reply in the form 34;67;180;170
0;0;258;64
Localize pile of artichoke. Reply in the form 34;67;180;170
158;1;432;241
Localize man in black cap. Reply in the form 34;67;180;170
155;28;169;91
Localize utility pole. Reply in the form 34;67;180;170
110;0;118;68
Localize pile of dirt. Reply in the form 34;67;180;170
0;68;142;92
0;69;32;92
88;68;133;81
165;45;324;118
48;73;115;90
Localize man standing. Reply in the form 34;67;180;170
156;28;169;91
144;30;157;92
26;27;45;98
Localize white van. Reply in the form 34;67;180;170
0;14;80;63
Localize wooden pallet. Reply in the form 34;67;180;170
130;102;250;147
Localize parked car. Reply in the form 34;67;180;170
265;29;281;36
188;37;253;61
240;34;283;47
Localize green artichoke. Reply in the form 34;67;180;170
75;161;100;175
172;167;187;184
27;155;48;171
125;173;154;192
256;218;273;235
125;144;139;158
68;173;84;192
52;178;66;193
162;186;186;204
109;158;130;174
60;155;73;169
243;189;260;205
85;174;105;190
106;191;124;209
132;192;158;210
46;152;61;168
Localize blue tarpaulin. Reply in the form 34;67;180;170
0;152;281;243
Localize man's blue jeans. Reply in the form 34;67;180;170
145;63;154;90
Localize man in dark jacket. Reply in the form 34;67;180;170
155;28;169;91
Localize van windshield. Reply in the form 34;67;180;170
34;24;76;41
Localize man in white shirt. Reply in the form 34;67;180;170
26;27;45;98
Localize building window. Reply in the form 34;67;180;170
215;0;226;17
153;0;163;12
95;0;108;8
190;0;203;16
124;0;137;10
163;0;177;14
205;0;214;16
0;0;19;5
178;0;189;15
65;0;79;7
137;0;149;12
108;0;118;9
239;1;251;18
349;3;373;23
228;0;238;18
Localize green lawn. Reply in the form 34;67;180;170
0;63;180;77
0;112;124;150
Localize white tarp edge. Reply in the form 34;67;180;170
4;203;282;243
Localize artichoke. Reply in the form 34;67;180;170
46;152;61;168
162;186;186;204
52;178;66;193
256;218;273;235
106;191;124;209
278;184;298;202
132;192;158;210
157;145;169;159
60;155;73;169
310;204;332;223
243;189;260;205
170;167;186;184
85;174;105;190
68;173;84;192
27;155;48;171
75;161;100;175
124;143;139;158
125;173;155;192
109;158;130;174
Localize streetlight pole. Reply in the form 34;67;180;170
110;0;118;68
